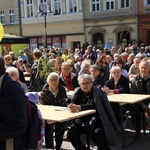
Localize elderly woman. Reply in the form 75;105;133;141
102;66;130;125
78;60;91;76
67;74;118;150
39;72;67;150
113;59;128;78
6;66;28;93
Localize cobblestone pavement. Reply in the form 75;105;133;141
41;118;150;150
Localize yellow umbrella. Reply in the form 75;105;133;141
0;23;4;41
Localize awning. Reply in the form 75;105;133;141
0;33;29;44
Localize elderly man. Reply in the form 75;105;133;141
130;61;150;139
59;62;79;91
0;57;27;149
67;74;118;150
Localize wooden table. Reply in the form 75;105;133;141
107;94;150;106
38;105;96;124
38;105;96;148
107;93;150;147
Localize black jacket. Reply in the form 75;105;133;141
0;73;27;150
72;87;119;146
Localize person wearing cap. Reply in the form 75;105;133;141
104;44;111;55
25;92;45;149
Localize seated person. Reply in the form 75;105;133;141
67;74;118;150
90;64;106;89
59;62;79;91
39;72;67;150
102;66;130;124
6;66;28;93
130;60;150;139
78;60;91;76
128;57;141;81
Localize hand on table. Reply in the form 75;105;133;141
68;103;81;113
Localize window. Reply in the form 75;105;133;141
104;0;114;10
54;0;61;15
26;0;34;17
120;0;130;8
68;0;78;13
9;9;14;24
91;0;100;12
0;10;5;24
146;0;150;5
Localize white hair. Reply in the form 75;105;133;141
78;74;93;84
47;72;59;82
6;66;19;78
110;66;121;74
80;60;91;70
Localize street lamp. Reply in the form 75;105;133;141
38;3;52;48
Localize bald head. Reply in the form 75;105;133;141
0;57;5;76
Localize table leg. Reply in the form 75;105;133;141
119;105;125;147
45;123;54;149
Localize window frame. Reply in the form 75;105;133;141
52;0;62;15
90;0;100;12
104;0;115;11
24;0;34;18
8;9;14;24
119;0;130;9
144;0;150;6
67;0;78;14
0;10;5;25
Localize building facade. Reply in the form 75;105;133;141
1;0;150;51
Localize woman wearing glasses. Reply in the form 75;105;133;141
67;74;118;150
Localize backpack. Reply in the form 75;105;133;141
0;77;41;149
25;98;42;149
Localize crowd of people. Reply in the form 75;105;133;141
0;41;150;150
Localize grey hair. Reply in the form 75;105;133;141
110;66;121;74
6;66;19;78
81;60;91;70
78;74;93;84
47;72;59;82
